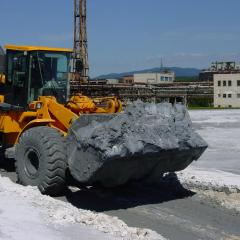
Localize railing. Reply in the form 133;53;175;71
70;83;213;104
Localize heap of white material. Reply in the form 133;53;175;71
0;175;164;240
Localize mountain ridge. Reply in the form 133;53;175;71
95;67;201;79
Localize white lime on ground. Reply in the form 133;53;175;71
189;109;240;174
0;176;163;240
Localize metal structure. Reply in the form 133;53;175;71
73;0;89;83
71;81;213;106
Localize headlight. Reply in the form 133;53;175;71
36;103;42;109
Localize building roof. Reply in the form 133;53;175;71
4;44;73;53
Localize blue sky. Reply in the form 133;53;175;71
0;0;240;77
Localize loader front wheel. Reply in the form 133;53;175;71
15;126;67;196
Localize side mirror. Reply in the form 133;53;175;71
75;60;83;73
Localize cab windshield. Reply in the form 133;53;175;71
30;51;70;103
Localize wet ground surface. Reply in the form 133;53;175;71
1;109;240;240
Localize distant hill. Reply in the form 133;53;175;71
96;67;201;79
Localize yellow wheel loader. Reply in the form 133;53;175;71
0;45;207;196
0;45;122;195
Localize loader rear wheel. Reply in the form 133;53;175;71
15;126;67;196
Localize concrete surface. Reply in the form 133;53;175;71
190;109;240;174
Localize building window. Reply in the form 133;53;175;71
237;80;240;86
228;80;232;86
223;81;227;86
237;94;240;98
228;94;232;98
161;76;164;81
218;81;221;86
165;77;169;81
223;94;226;98
218;94;221;98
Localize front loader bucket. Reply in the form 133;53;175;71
67;102;207;187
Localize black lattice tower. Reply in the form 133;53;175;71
73;0;89;83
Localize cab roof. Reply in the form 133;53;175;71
4;44;73;53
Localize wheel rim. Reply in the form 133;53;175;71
24;148;40;178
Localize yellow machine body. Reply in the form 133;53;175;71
4;44;73;53
0;45;122;148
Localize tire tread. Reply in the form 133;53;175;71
15;126;67;196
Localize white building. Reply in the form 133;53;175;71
134;72;175;84
106;79;119;84
214;73;240;108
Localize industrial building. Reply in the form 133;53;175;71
120;76;134;84
133;71;175;84
199;62;240;82
214;73;240;108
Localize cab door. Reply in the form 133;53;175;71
4;50;29;107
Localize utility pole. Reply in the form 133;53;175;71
73;0;89;83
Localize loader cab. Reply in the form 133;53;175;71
2;45;72;107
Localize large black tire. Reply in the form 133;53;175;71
15;126;67;196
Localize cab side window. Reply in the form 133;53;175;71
7;51;27;87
